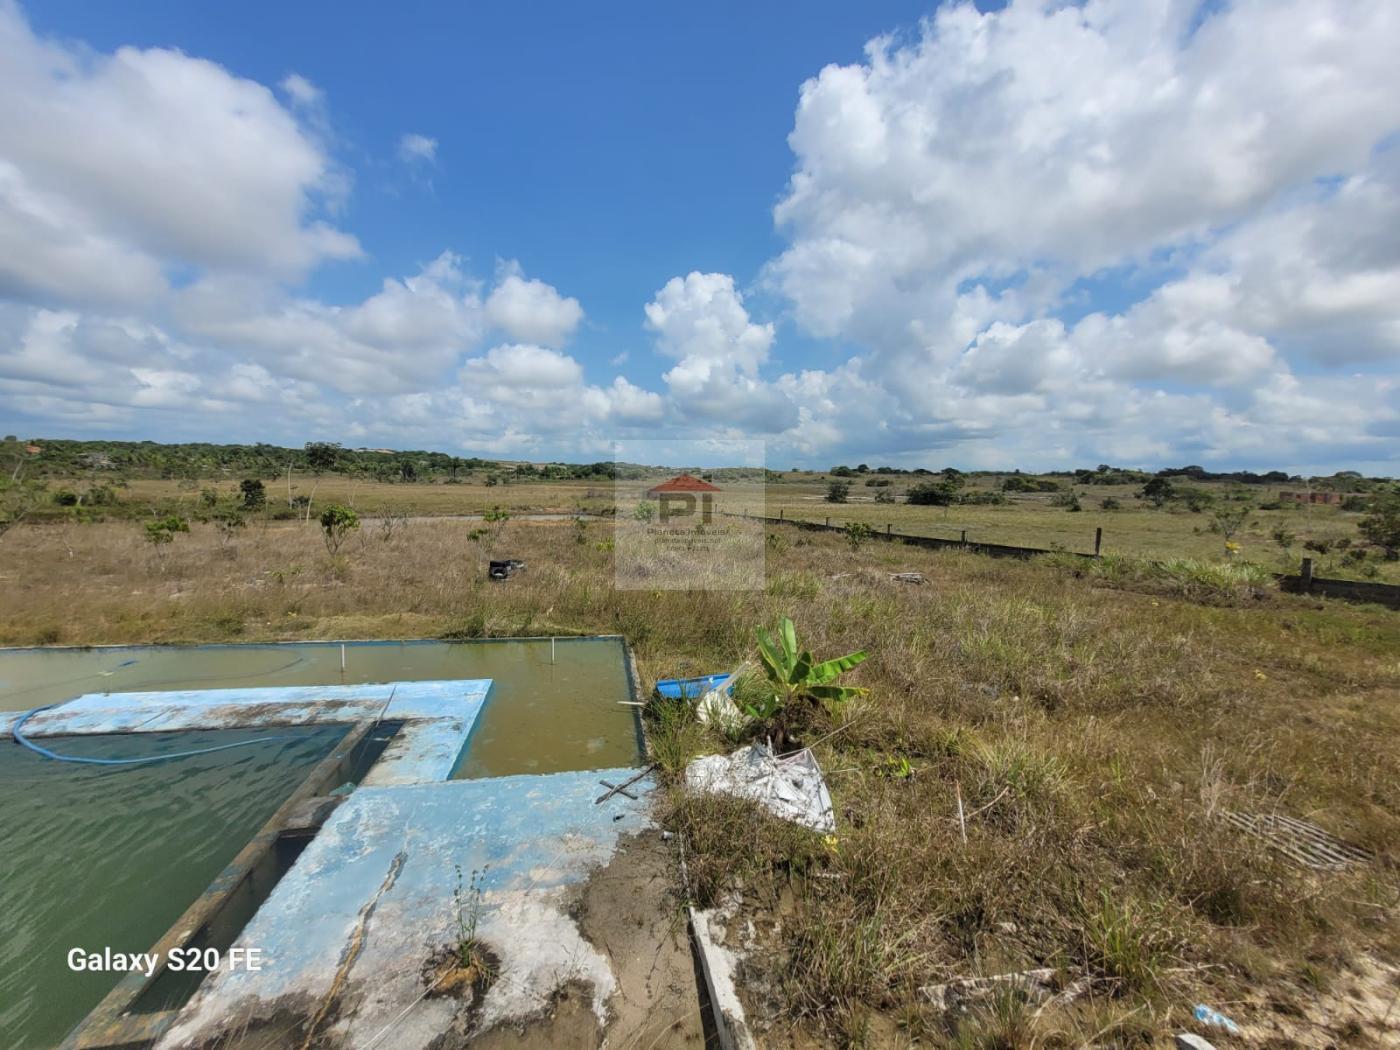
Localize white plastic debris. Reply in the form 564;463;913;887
694;665;753;735
685;744;835;834
920;968;1093;1014
1176;1035;1217;1050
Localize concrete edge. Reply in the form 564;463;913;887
688;906;757;1050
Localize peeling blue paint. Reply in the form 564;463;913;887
158;768;655;1049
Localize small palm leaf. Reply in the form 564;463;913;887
806;683;868;705
755;627;785;682
779;616;798;664
809;649;868;685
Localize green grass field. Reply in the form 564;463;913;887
24;471;1398;584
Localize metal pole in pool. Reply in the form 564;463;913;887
341;643;347;673
552;637;556;664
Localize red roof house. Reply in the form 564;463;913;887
645;474;721;499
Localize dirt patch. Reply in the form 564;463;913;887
578;830;708;1047
455;830;708;1048
447;982;601;1050
1243;953;1400;1048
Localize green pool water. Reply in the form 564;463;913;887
0;726;345;1050
0;637;643;777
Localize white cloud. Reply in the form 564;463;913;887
749;0;1400;469
280;73;323;109
2;0;1398;473
484;262;584;348
640;272;800;432
398;133;438;165
644;272;773;372
172;252;487;395
0;3;358;306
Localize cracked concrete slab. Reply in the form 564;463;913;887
155;768;656;1050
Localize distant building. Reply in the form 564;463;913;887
1278;490;1345;505
25;444;41;455
645;474;721;499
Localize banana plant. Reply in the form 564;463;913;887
746;615;868;752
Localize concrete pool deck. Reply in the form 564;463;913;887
158;768;658;1049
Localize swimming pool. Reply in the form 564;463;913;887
0;637;644;1047
0;637;643;778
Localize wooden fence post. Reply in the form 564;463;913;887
1301;557;1314;591
960;529;967;544
779;507;784;521
886;523;892;536
1094;527;1103;558
825;516;830;527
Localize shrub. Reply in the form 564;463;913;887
907;479;961;505
826;481;850;504
144;514;188;550
240;478;266;510
873;489;896;504
845;521;874;549
1139;477;1175;507
1002;475;1061;493
1100;496;1121;511
318;503;360;554
1359;494;1400;558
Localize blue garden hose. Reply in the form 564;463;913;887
10;704;293;766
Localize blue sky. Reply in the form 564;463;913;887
25;0;939;393
1;0;1398;472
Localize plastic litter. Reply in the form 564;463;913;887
1192;1005;1240;1034
488;559;526;580
655;673;732;700
685;744;835;833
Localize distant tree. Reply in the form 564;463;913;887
144;514;189;569
830;465;856;478
1139;477;1176;507
1210;503;1253;554
318;503;360;554
825;481;850;503
907;477;962;506
213;506;246;547
1359;494;1400;559
303;441;342;521
240;478;267;511
0;476;43;541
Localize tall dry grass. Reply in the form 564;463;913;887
2;517;1398;1045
